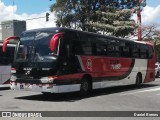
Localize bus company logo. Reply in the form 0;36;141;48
2;112;11;117
86;59;92;70
1;112;42;118
25;70;31;75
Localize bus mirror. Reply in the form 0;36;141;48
50;33;63;51
2;36;19;52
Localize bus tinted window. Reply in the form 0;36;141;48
148;46;153;59
35;32;53;56
140;44;148;59
72;33;93;55
72;40;92;55
69;30;154;59
133;44;140;58
96;42;107;56
107;39;117;57
82;42;92;55
120;42;132;58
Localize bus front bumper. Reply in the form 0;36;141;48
10;82;80;93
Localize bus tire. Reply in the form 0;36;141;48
135;73;142;86
42;92;51;96
80;77;92;96
156;72;159;78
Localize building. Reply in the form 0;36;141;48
1;20;26;41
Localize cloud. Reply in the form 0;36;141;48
0;1;17;21
0;1;56;30
13;12;56;30
132;5;160;25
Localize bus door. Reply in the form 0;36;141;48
59;31;80;74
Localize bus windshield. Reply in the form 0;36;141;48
15;31;58;61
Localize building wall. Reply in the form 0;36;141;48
13;21;26;37
1;20;26;41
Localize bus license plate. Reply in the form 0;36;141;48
20;84;31;90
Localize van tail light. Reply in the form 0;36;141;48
11;67;16;73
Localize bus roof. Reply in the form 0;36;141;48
19;27;154;46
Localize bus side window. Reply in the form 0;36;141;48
72;40;92;55
73;33;92;56
82;42;92;55
119;41;131;58
96;42;107;56
66;31;80;55
133;44;140;58
107;39;116;57
148;46;153;59
140;44;148;59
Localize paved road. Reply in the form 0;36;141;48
0;78;160;120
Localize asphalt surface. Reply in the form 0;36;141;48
1;78;160;120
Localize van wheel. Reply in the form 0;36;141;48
80;77;92;96
135;74;142;86
156;72;159;78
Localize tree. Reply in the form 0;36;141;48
50;0;74;27
50;0;146;37
85;6;136;37
128;23;160;41
135;23;160;62
141;24;160;41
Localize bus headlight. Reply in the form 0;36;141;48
48;77;55;83
40;77;56;83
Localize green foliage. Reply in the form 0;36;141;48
86;8;136;37
50;0;145;37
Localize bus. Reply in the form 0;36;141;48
0;42;15;88
2;27;156;95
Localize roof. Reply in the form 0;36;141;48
22;27;153;46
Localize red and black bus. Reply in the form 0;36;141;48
2;27;156;95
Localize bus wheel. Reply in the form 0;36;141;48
42;92;51;96
80;77;92;96
156;72;159;78
135;74;142;86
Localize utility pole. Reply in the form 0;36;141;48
137;0;142;41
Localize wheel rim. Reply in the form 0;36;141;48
82;81;89;92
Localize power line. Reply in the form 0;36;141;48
0;16;46;26
25;16;45;21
